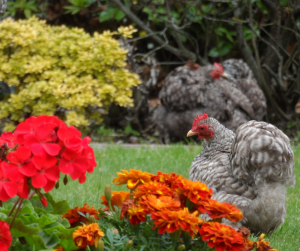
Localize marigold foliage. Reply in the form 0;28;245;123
0;17;141;130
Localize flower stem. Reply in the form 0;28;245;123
10;198;24;228
27;191;35;200
8;197;21;217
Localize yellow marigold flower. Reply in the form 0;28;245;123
73;223;105;248
139;195;181;212
254;234;278;251
197;199;243;222
151;208;203;237
100;191;131;211
133;182;174;200
113;169;153;189
200;222;244;251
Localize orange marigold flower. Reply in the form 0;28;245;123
254;234;278;251
62;203;99;227
53;247;64;251
237;227;254;251
173;178;213;204
197;199;243;222
139;195;181;212
133;182;173;200
151;208;203;237
200;222;244;251
73;223;105;248
100;191;131;210
151;171;184;188
127;204;147;225
113;169;153;189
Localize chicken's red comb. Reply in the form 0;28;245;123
192;113;208;129
213;62;224;71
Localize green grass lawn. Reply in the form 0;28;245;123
50;144;300;251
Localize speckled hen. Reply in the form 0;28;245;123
153;59;266;143
188;114;295;234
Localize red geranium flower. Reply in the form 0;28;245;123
17;178;29;199
24;123;61;156
2;146;35;182
0;167;18;201
59;149;88;180
31;155;59;192
0;132;17;148
57;125;82;152
0;221;12;250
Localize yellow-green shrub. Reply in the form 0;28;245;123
0;17;140;131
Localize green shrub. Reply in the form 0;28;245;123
0;17;140;131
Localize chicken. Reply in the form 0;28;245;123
187;113;295;233
222;59;267;121
153;60;266;143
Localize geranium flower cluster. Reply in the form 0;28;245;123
101;169;278;251
0;115;96;202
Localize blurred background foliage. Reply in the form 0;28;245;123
1;0;300;143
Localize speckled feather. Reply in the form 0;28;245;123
154;60;266;142
222;59;267;121
189;118;295;233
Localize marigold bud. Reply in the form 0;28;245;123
88;215;96;223
95;239;104;251
177;244;185;250
63;175;68;185
113;229;119;235
126;240;133;248
104;185;112;202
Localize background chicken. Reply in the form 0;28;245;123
153;59;266;143
188;113;295;233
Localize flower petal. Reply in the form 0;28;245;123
43;143;61;156
31;173;48;188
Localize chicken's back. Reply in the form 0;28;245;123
230;120;295;187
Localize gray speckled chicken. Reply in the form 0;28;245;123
153;59;266;143
187;113;295;233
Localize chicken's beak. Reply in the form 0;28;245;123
187;130;198;137
221;72;228;78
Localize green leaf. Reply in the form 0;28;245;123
99;7;117;22
24;9;32;18
208;42;233;57
280;0;288;6
45;193;71;215
114;9;125;21
39;215;55;228
4;217;39;237
39;231;60;248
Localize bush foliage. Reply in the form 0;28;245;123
0;17;140;131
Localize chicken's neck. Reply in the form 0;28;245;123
202;118;235;153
